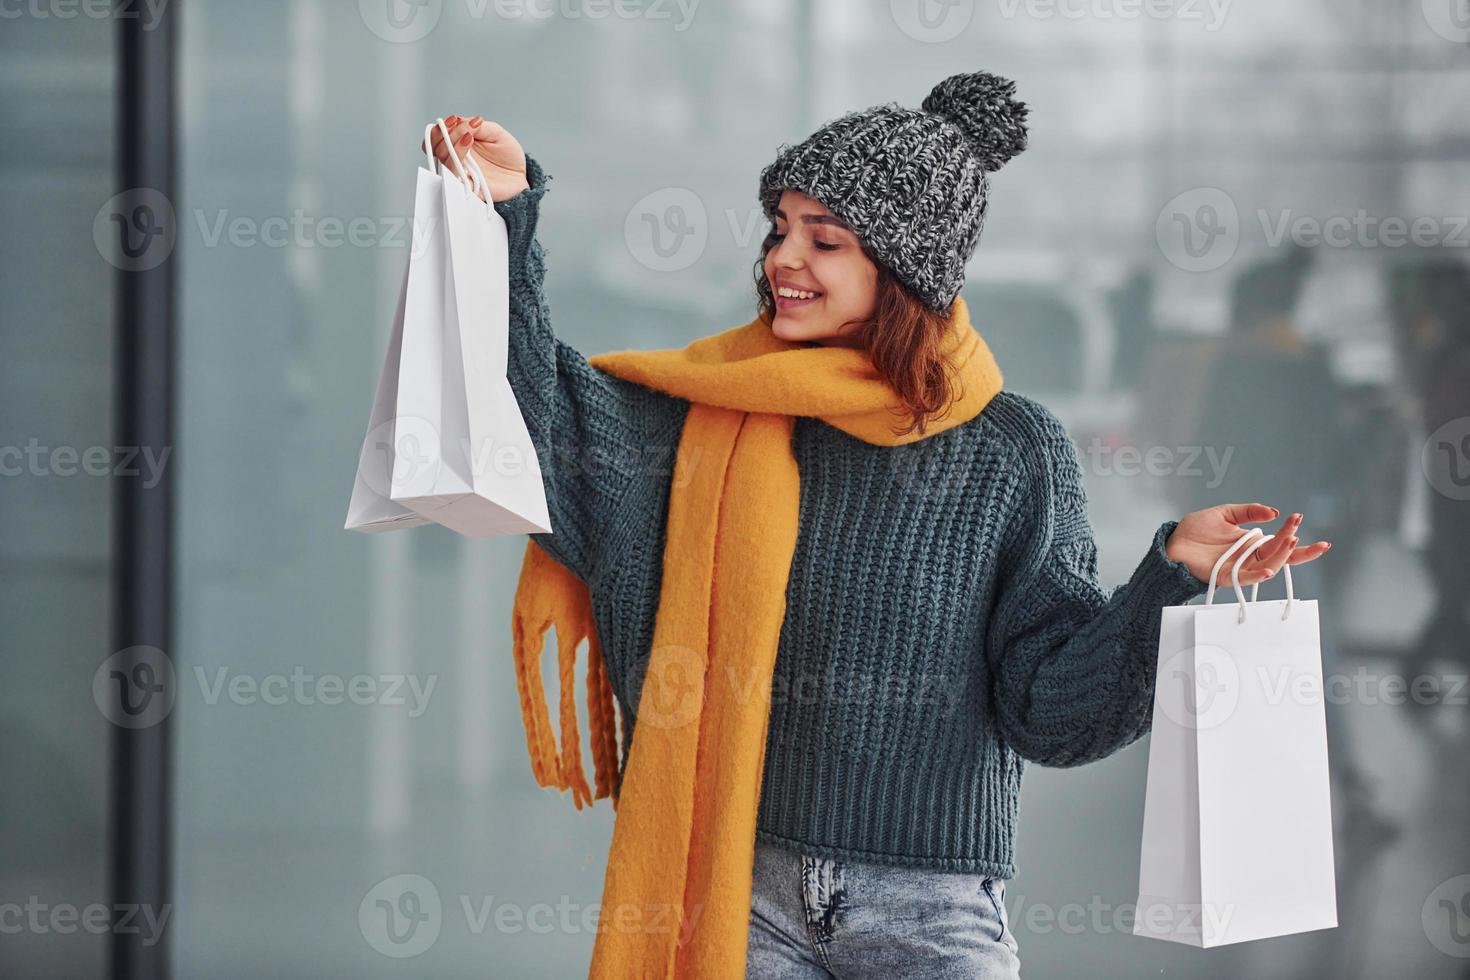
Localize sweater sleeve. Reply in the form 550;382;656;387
984;403;1211;768
494;154;684;583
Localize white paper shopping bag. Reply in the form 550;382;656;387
341;246;435;533
344;120;552;538
1135;528;1337;947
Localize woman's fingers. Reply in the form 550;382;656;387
424;126;454;163
1284;540;1332;565
1222;527;1288;586
1244;517;1314;583
469;118;508;144
1258;533;1297;579
424;118;479;168
431;123;473;156
1221;502;1279;527
1239;537;1330;585
425;117;462;150
1196;503;1332;587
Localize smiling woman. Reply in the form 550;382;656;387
747;73;1032;439
753;194;968;436
426;68;1330;980
760;193;875;349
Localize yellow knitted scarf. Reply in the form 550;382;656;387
510;295;1003;978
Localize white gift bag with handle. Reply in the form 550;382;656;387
1134;528;1337;947
341;128;449;536
345;119;552;538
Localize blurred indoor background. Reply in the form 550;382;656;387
2;0;1468;977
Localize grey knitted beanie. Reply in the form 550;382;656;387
758;71;1029;314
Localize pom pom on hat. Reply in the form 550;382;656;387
921;71;1029;172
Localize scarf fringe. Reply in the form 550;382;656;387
511;541;622;811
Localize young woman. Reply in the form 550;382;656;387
425;71;1330;980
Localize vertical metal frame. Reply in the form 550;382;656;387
111;1;177;978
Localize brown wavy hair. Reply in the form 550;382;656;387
752;234;964;439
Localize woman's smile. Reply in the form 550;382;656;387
775;284;825;310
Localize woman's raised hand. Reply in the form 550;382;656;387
421;114;531;204
1165;503;1331;589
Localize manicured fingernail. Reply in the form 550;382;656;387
470;115;483;126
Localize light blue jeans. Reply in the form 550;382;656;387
746;838;1022;978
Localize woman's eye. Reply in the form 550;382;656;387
767;229;837;252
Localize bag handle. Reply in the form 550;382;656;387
1228;531;1295;623
422;120;439;173
423;118;488;202
431;119;468;184
461;150;495;215
1203;528;1264;607
1202;528;1295;622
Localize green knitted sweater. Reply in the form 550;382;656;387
498;155;1211;877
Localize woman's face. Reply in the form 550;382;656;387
764;190;878;348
